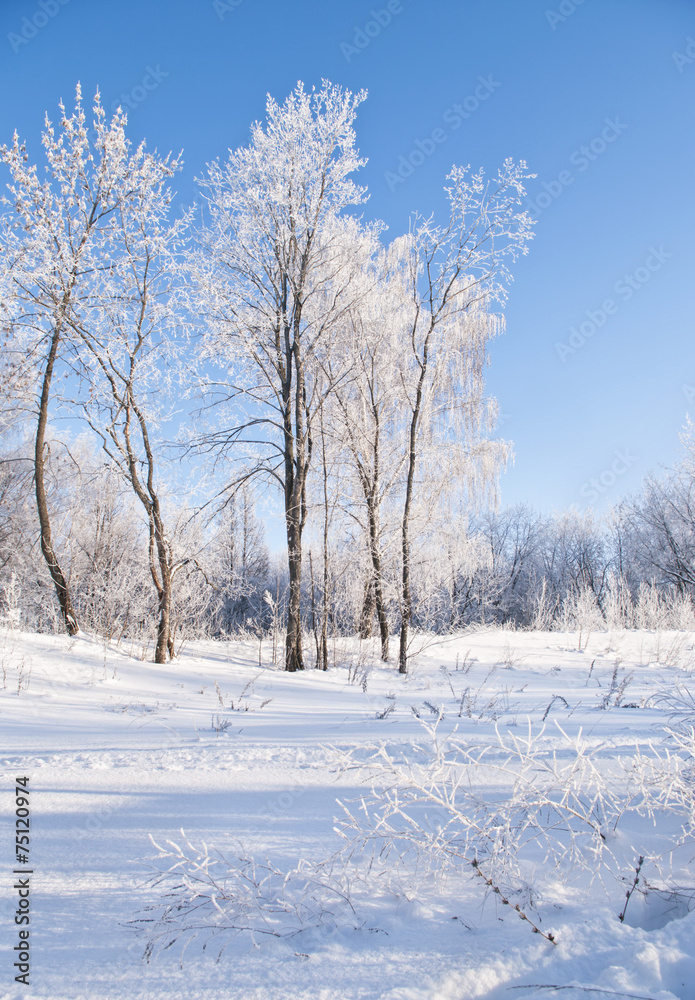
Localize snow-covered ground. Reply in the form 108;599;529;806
1;625;694;1000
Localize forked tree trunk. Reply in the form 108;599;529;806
104;383;175;667
35;326;79;635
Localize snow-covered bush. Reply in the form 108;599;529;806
556;585;605;635
335;723;628;891
602;572;635;629
137;831;357;961
634;582;671;630
138;716;695;961
330;720;695;937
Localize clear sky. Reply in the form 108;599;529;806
1;0;694;518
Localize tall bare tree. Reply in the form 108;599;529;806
194;81;376;671
326;251;407;661
0;88;142;633
0;87;186;642
67;133;191;664
390;161;535;673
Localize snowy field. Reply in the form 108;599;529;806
1;625;694;1000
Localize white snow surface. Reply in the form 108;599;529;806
1;626;694;1000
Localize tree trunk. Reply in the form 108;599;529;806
319;416;329;670
157;594;172;662
398;526;411;674
282;318;310;672
319;576;328;671
309;550;320;666
365;496;389;661
115;390;176;667
398;455;416;673
34;326;79;635
285;490;304;672
154;560;173;664
399;336;430;674
375;586;389;661
359;578;376;638
146;506;173;665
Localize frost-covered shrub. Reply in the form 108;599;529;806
556;585;605;634
136;831;357;961
634;582;671;630
331;721;695;936
602;573;635;629
136;711;695;962
668;591;695;631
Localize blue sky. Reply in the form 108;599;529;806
2;0;694;519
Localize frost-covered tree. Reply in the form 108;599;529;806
194;81;377;671
0;86;189;645
440;504;543;627
617;422;695;595
539;508;611;605
210;483;270;632
67;458;150;640
66;126;192;663
389;161;535;672
0;87;141;633
0;437;36;624
323;250;407;661
0;431;150;635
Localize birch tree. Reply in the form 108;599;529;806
195;81;376;671
391;161;535;673
326;251;406;661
